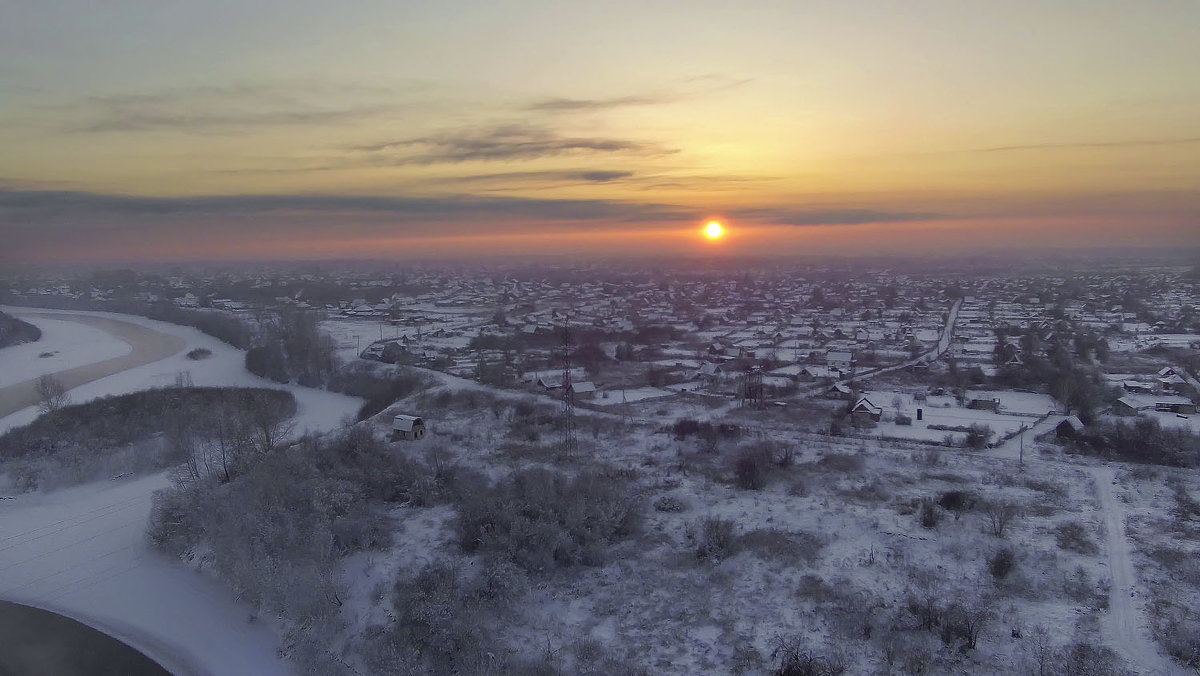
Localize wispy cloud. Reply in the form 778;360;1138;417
526;76;752;112
731;207;943;226
949;136;1200;154
528;93;676;112
440;169;636;184
0;188;692;224
53;79;432;134
355;124;676;164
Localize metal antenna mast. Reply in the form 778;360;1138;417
561;318;578;455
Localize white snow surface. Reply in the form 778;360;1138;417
0;316;132;387
0;306;364;675
0;473;291;676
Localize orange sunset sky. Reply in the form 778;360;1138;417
1;1;1198;263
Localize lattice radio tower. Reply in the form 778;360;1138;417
560;318;578;455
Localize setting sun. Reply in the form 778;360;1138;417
704;221;724;239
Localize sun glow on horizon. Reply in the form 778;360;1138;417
704;221;724;239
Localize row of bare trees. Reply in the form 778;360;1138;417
164;391;295;484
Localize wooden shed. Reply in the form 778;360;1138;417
392;414;426;440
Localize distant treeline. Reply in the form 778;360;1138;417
0;311;42;348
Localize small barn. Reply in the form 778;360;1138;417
392;414;426;440
967;397;1001;413
569;381;597;399
825;382;853;400
1056;415;1085;439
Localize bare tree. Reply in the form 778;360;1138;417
982;499;1021;537
35;374;71;414
243;392;295;457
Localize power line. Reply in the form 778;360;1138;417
560;317;577;456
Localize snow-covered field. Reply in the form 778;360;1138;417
0;316;131;388
322;318;396;362
589;386;676;406
0;307;363;675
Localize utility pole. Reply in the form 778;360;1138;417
1018;424;1028;472
560;318;577;456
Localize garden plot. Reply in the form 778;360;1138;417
862;390;1042;445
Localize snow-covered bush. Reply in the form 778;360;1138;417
1053;521;1098;554
453;466;642;573
694;517;738;562
987;546;1016;581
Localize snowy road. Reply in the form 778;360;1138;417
1092;465;1178;675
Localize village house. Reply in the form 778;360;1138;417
826;351;855;371
850;396;883;423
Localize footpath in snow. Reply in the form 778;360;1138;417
1091;465;1178;675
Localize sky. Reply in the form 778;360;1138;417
1;1;1198;264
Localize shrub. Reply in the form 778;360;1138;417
390;562;492;673
245;343;288;382
965;424;993;450
672;418;702;439
0;311;41;347
988;547;1016;580
326;363;429;421
1160;612;1200;669
814;452;864;473
905;590;942;632
919;498;941;529
454;467;641;573
939;601;990;650
186;348;213;360
331;505;395;554
695;517;738;562
653;494;688;512
739;529;822;563
938;489;976;513
770;636;846;676
734;447;770;490
1054;521;1098;555
895;414;913;426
